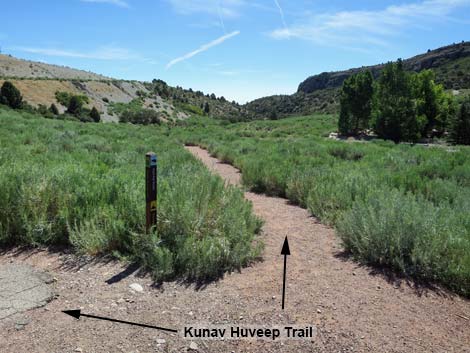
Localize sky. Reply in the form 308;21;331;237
1;0;469;103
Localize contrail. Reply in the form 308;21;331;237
217;0;227;34
166;30;240;69
273;0;288;32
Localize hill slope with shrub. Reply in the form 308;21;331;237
246;41;470;120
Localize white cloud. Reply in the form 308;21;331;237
80;0;130;8
10;45;156;63
168;0;245;18
270;0;470;49
166;30;240;69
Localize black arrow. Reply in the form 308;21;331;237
62;310;178;333
281;236;290;310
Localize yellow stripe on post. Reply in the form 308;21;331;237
145;152;157;233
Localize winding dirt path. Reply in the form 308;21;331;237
185;146;470;353
0;147;468;353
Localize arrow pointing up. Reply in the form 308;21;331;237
62;310;177;333
281;236;290;255
281;236;290;310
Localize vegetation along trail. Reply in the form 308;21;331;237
185;145;470;353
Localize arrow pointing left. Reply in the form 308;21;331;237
62;310;178;333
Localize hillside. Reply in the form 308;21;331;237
0;54;110;81
0;54;247;122
2;42;469;122
246;41;470;120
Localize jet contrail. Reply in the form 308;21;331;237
273;0;288;31
217;0;227;34
166;30;240;69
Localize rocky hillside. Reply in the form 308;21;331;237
246;41;470;120
0;54;110;81
0;54;243;122
298;41;470;93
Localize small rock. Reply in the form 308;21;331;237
189;342;198;351
239;315;243;320
75;349;83;353
272;296;276;300
188;311;194;316
156;338;166;344
129;283;144;293
352;272;356;276
317;309;322;314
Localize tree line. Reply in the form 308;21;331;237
338;59;470;144
0;81;101;123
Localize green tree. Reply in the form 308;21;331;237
373;60;424;143
268;109;278;120
0;81;23;109
412;70;453;137
450;98;470;145
67;95;83;116
49;103;59;115
203;102;210;115
338;71;374;135
90;107;101;123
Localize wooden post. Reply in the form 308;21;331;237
145;152;157;233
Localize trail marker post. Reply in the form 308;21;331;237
145;152;157;233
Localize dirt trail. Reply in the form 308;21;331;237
0;147;468;353
185;146;470;352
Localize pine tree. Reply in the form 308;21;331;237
204;102;210;115
450;99;470;145
338;71;373;135
67;96;82;116
373;60;423;142
49;103;59;115
90;107;101;123
0;81;23;109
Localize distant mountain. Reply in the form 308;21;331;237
245;41;470;120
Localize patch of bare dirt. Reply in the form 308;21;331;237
0;147;468;353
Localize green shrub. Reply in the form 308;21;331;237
0;107;262;281
90;107;101;123
172;114;470;295
55;91;89;107
67;96;83;116
337;190;470;296
0;81;23;109
120;109;162;125
50;103;59;115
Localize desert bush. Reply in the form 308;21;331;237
0;107;262;280
120;109;162;125
172;114;470;295
50;103;59;115
55;91;89;107
337;190;470;296
90;107;101;123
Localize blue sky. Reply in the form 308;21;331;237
1;0;469;103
